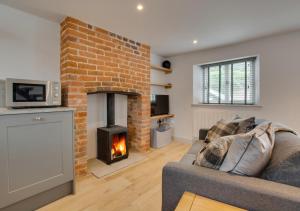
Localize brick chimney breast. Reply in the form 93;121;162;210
60;17;151;176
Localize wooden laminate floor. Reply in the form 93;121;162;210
38;141;190;211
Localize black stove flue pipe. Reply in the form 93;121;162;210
107;93;115;128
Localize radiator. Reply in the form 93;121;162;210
192;108;253;138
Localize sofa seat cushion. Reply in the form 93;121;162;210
180;140;206;165
187;140;206;155
180;154;196;165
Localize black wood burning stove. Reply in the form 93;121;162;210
97;93;129;164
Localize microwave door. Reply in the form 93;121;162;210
13;83;46;103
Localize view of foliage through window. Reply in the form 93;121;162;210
200;57;256;105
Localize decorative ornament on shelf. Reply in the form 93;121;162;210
162;60;171;69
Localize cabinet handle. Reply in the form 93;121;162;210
33;116;44;121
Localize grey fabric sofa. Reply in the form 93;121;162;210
162;131;300;211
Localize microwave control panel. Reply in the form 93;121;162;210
51;81;61;105
0;80;5;108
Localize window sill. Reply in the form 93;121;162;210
191;103;263;108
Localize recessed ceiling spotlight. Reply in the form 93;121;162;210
137;3;144;11
193;40;198;44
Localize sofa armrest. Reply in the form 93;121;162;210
162;162;300;211
199;129;209;140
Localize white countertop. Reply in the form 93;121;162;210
0;107;75;116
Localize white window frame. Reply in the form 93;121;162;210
193;55;260;107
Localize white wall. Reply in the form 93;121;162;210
150;53;169;95
87;94;127;159
168;30;300;141
0;4;60;81
150;54;174;129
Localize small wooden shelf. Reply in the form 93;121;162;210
151;65;172;74
151;83;172;89
151;114;175;120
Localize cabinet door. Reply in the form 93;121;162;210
0;111;74;209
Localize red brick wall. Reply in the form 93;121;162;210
60;17;151;176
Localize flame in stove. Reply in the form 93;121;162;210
111;134;127;158
119;144;124;152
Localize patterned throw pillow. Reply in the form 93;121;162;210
232;117;256;134
205;119;239;143
194;135;234;169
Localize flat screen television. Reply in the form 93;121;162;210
151;94;169;116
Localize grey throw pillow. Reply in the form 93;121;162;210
260;131;300;187
261;152;300;187
220;123;274;176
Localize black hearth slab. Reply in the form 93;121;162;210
87;90;140;96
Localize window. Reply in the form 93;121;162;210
194;57;259;105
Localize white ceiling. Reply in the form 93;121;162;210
1;0;300;57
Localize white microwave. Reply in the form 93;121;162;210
0;78;61;108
